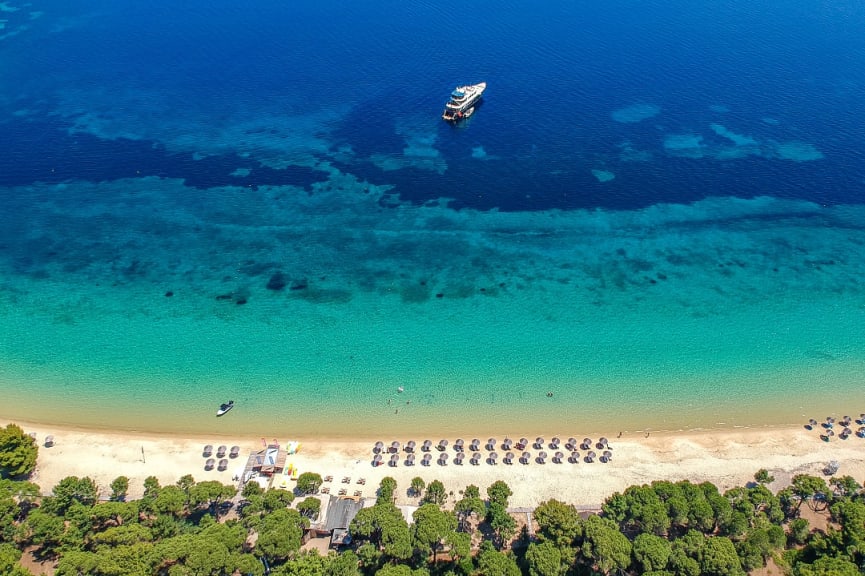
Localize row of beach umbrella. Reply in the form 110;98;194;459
202;445;241;459
372;448;613;467
806;416;865;440
205;458;230;471
373;436;610;455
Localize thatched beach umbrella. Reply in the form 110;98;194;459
569;451;580;463
486;438;497;451
205;458;215;470
505;451;515;464
454;452;465;465
390;441;400;453
437;439;449;451
421;453;432;466
586;451;596;462
218;459;228;471
389;453;399;466
373;454;383;467
217;446;227;458
601;450;613;463
406;440;416;452
229;446;240;458
551;437;560;449
537;451;548;463
518;438;529;450
503;437;513;450
534;437;545;449
471;452;482;465
454;438;465;451
520;451;531;464
438;453;449;465
554;451;564;463
598;437;609;448
374;441;384;454
203;445;213;457
489;452;498;464
582;438;592;450
406;453;416;466
470;439;481;451
422;439;433;452
566;437;577;450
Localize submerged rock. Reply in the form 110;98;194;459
266;272;287;291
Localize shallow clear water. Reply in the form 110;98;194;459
1;1;864;436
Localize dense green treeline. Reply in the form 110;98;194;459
1;422;864;575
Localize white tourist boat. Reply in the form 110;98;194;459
442;82;486;122
216;400;234;417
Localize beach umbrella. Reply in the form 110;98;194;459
827;429;835;437
503;437;512;450
203;445;213;457
534;437;545;449
438;439;449;451
586;450;596;462
570;451;580;463
567;437;577;450
521;451;531;464
373;454;383;467
373;441;384;454
808;418;818;426
489;452;498;464
421;453;431;466
505;451;515;464
390;441;400;453
598;437;609;447
551;437;560;449
518;437;529;449
406;440;416;452
486;438;497;450
217;445;227;458
205;458;215;470
858;427;865;438
389;454;399;466
454;452;464;464
470;439;481;451
422;439;432;452
471;452;482;465
554;451;564;463
538;451;548;463
229;446;240;458
218;459;228;471
438;453;449;465
843;427;853;436
406;453;416;465
454;438;464;451
582;438;592;449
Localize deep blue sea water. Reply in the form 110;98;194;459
1;1;865;435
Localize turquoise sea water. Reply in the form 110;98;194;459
1;1;865;437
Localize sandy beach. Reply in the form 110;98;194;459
8;418;864;509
